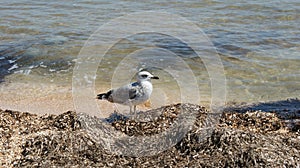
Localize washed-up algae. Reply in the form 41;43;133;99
0;103;299;167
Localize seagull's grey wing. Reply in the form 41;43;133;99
110;83;139;104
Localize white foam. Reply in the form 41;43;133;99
24;69;31;75
8;60;16;64
8;64;19;71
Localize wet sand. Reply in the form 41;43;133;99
0;82;74;115
0;82;192;118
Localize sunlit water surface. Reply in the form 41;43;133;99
0;0;299;115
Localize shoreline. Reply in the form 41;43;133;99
1;81;300;117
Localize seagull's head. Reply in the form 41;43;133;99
137;71;159;82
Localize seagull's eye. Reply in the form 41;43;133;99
141;74;148;78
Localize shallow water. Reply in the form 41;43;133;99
0;0;299;114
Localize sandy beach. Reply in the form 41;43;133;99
0;82;74;115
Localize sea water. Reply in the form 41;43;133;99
0;0;299;115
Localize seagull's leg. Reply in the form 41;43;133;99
133;105;137;118
129;105;132;115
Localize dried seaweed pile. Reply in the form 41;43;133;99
111;104;207;136
0;104;299;167
219;112;283;133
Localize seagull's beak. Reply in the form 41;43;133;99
151;76;159;79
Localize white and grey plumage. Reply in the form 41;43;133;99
97;71;159;116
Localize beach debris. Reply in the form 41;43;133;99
0;104;299;167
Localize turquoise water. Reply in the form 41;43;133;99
0;0;299;108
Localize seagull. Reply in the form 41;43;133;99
97;71;159;117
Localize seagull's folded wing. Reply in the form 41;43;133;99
110;84;139;104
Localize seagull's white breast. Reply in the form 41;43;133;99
131;80;153;105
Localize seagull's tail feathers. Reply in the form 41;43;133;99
97;93;107;100
97;90;113;100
